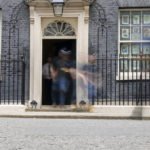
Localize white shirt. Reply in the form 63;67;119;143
42;63;51;80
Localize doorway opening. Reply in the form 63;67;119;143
42;39;76;105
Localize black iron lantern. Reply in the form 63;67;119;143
49;0;65;17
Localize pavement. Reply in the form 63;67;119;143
0;118;150;150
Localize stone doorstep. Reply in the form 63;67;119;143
26;105;92;112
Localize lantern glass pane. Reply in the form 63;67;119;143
53;3;63;16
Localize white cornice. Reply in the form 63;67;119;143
25;0;95;7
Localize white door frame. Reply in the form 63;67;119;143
28;4;90;109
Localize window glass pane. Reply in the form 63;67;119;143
132;11;141;25
131;26;141;40
120;26;130;40
142;26;150;40
142;11;150;25
142;43;150;54
131;43;141;55
120;59;129;72
120;12;130;25
120;43;129;56
142;60;150;72
132;60;140;72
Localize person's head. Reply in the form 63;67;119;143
47;57;52;63
88;53;97;64
59;49;71;60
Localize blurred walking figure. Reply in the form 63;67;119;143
42;57;52;105
50;48;75;107
82;53;98;105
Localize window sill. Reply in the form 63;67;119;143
116;72;150;81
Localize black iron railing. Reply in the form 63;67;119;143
90;55;150;105
0;1;28;105
0;58;25;105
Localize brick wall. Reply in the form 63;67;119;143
0;0;30;102
0;0;149;104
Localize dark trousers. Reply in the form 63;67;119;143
52;77;70;105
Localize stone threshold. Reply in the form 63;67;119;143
26;105;92;112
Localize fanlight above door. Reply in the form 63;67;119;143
44;20;76;36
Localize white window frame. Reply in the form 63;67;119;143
117;8;150;80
